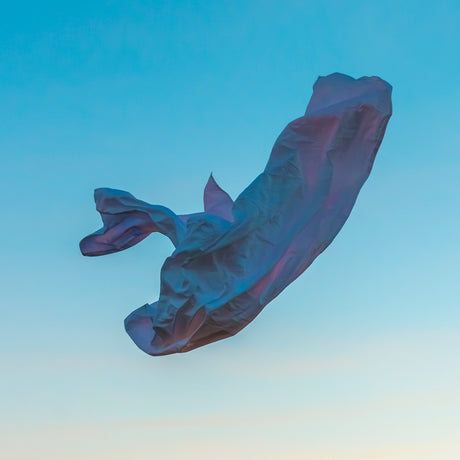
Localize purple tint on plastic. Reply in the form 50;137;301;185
80;73;392;356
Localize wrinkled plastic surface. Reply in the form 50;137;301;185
80;73;392;355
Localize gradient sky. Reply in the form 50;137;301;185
1;1;460;459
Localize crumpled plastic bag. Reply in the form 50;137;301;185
80;73;392;356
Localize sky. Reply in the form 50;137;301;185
1;1;459;459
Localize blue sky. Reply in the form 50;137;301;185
1;1;459;459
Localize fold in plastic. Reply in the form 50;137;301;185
80;73;392;355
